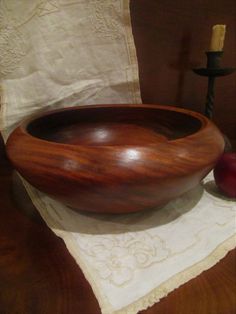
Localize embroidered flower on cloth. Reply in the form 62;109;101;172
0;26;27;76
76;232;170;286
87;0;124;40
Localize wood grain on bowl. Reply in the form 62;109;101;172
6;104;225;214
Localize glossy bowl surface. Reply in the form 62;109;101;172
6;104;224;214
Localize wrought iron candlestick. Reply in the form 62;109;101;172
193;51;235;119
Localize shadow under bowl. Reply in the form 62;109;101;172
6;104;225;214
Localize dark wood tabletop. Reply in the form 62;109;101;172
0;132;235;314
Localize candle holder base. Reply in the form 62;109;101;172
193;67;235;77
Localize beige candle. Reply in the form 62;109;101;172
209;24;226;51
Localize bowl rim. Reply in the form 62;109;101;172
13;103;210;147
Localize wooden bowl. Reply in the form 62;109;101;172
6;104;224;214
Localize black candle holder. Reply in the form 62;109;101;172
193;51;235;119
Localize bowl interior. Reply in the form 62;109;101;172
26;106;202;146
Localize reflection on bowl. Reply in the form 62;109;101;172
6;104;225;214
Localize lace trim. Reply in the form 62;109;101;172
0;84;6;135
122;0;141;104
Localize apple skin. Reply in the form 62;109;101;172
213;152;236;198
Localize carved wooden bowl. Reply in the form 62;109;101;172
6;104;224;214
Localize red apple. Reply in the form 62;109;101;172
213;152;236;198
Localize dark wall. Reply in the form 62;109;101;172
130;0;236;140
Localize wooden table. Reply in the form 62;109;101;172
0;135;235;314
